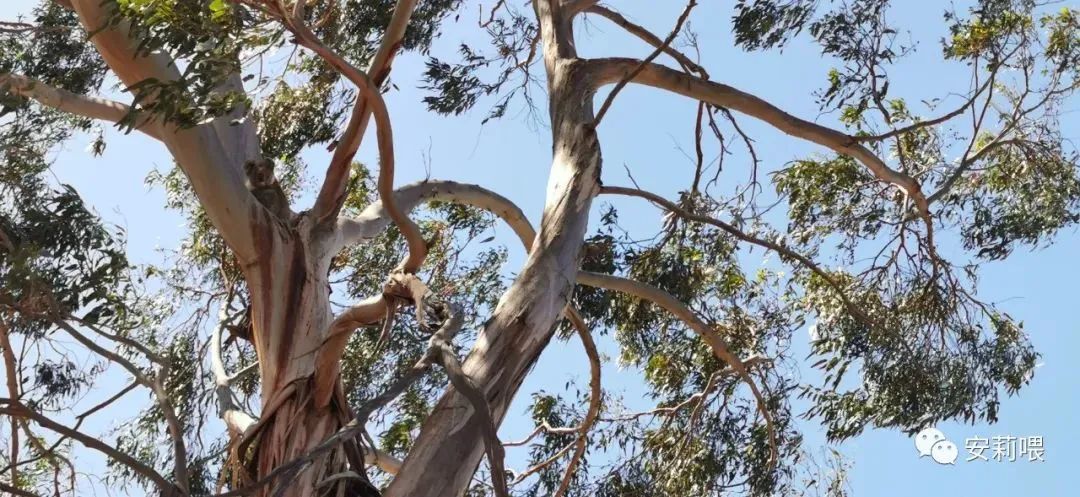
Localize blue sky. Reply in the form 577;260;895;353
3;0;1078;495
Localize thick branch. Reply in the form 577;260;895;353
562;0;600;17
70;0;260;263
307;0;418;224
312;294;388;409
0;73;162;140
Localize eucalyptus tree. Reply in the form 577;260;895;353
1;0;1077;497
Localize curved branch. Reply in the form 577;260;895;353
428;307;509;497
270;0;426;273
552;308;601;497
0;73;163;140
211;306;258;435
576;271;778;464
562;0;600;17
303;0;418;223
312;294;388;409
586;57;934;238
856;76;995;143
342;179;779;468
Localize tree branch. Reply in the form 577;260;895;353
593;0;697;124
575;271;778;465
598;185;874;327
211;304;258;435
586;57;934;239
303;0;419;226
341;179;780;472
427;305;509;497
312;294;388;409
49;318;190;493
584;5;707;77
855;75;995;143
551;308;601;497
0;73;163;140
0;400;178;496
70;0;260;264
562;0;600;17
0;316;21;487
258;0;427;274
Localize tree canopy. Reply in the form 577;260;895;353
1;1;1077;496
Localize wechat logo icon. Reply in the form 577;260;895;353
915;427;958;465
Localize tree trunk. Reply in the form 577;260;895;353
384;2;600;492
239;217;362;497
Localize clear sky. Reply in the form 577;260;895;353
3;0;1078;495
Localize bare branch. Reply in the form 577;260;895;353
0;73;163;140
594;0;697;124
0;400;178;495
586;57;934;239
341;179;779;474
211;304;258;435
585;5;708;77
